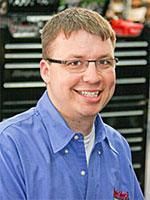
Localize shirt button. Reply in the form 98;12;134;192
64;149;69;154
80;170;86;176
74;135;79;140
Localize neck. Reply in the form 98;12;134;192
63;115;95;136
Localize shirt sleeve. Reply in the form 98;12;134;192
132;166;145;199
0;133;26;200
121;136;144;200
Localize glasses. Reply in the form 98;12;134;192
46;57;118;73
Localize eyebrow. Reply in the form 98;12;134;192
65;53;114;60
96;53;114;59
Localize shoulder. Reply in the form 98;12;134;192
104;123;131;159
96;115;131;158
0;107;38;140
104;123;126;142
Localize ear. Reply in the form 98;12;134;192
40;59;50;84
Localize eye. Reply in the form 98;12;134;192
66;60;82;66
99;59;112;65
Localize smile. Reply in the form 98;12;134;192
78;91;100;97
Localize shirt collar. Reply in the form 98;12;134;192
36;91;118;155
95;114;119;155
36;91;74;153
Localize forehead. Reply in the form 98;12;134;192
48;30;114;57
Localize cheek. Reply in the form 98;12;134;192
48;68;64;84
110;77;116;90
49;70;80;91
57;71;81;86
105;71;116;90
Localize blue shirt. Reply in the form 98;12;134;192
0;91;144;200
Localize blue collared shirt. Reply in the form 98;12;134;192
0;91;144;200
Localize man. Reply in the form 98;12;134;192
0;7;144;200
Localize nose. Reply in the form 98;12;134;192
82;62;102;83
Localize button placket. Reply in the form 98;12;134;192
73;133;87;181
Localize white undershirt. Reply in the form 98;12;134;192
84;125;95;165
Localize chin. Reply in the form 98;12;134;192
81;109;100;118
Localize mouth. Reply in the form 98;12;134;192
76;90;100;98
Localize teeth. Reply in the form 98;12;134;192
79;91;99;97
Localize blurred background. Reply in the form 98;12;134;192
0;0;149;198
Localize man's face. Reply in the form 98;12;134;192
40;30;116;120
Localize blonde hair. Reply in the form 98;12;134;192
41;7;116;58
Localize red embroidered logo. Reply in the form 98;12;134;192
114;189;129;200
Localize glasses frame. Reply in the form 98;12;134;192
45;57;119;73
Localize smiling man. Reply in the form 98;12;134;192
0;7;144;200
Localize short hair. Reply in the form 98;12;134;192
41;7;116;58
